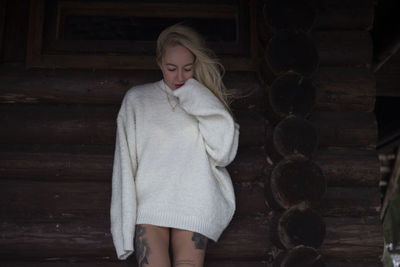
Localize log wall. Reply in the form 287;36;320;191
0;0;383;266
258;0;382;266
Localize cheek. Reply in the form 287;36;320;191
186;70;194;79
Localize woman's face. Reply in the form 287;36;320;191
160;44;195;90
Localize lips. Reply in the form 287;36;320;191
175;84;184;88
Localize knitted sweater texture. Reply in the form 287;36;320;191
110;78;239;260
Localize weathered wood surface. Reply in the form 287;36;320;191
266;112;377;162
314;148;380;187
277;205;325;249
263;0;316;32
0;105;265;147
0;145;379;186
0;214;382;261
312;31;372;67
313;67;375;112
325;261;382;267
0;215;270;261
313;0;374;30
269;73;315;118
0;259;383;267
273;117;318;158
269;155;326;209
265;31;319;76
309;111;377;149
0;145;266;183
273;246;325;267
0;66;375;112
0;180;267;217
0;261;270;267
0;180;380;219
0;67;264;110
321;187;380;217
0;109;377;153
320;216;383;260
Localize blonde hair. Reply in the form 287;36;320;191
156;24;233;115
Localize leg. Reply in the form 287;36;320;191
171;228;208;267
134;224;171;267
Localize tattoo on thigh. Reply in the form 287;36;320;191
175;259;196;266
191;232;206;250
135;225;151;267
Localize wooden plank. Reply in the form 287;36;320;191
0;259;383;267
0;260;270;267
321;187;380;217
0;64;377;112
309;111;377;149
312;31;372;67
266;112;378;160
0;67;264;110
0;214;382;261
0;145;379;186
0;215;271;261
325;260;382;267
313;0;374;30
313;66;376;112
0;105;265;148
0;145;266;183
0;180;268;218
314;148;380;187
0;180;379;220
320;216;383;260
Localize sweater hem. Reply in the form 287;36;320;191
136;209;225;242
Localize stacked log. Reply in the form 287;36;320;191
259;0;382;266
260;0;327;264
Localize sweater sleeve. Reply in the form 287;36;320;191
172;78;239;167
110;94;137;260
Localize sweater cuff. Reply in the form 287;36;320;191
172;78;223;113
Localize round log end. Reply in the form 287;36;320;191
273;117;318;158
271;155;326;209
269;73;316;118
274;245;325;267
278;204;326;249
266;31;319;76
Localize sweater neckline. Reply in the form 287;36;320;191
159;79;174;95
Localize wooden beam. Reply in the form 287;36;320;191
313;0;374;31
0;105;265;148
0;146;380;186
0;0;7;61
312;31;372;67
0;180;381;219
0;67;264;111
0;215;382;261
381;148;400;219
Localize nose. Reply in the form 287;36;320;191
177;69;185;82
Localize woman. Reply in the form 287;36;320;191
110;24;239;267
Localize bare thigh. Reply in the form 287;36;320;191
171;228;208;267
135;224;171;267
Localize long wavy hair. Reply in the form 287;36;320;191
156;24;233;115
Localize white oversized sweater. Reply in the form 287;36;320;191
110;78;239;260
